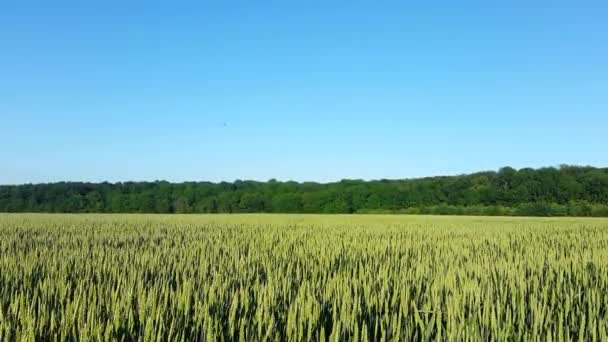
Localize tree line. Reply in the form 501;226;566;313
1;165;608;216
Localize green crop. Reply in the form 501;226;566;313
1;214;607;340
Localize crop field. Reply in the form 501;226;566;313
1;214;608;341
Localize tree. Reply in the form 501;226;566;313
271;194;302;213
2;165;608;216
239;193;265;212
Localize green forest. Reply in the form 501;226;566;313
2;165;608;216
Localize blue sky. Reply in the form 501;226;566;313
1;1;607;184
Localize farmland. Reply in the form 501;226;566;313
1;214;608;340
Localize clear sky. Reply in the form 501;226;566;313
1;1;607;184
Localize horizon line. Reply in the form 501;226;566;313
1;164;601;187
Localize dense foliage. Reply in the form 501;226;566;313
1;165;608;216
1;214;608;340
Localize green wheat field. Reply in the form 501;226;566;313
1;214;607;341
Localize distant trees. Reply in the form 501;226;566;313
239;193;265;213
271;194;302;213
1;165;608;216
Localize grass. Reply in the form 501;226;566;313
1;214;607;340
